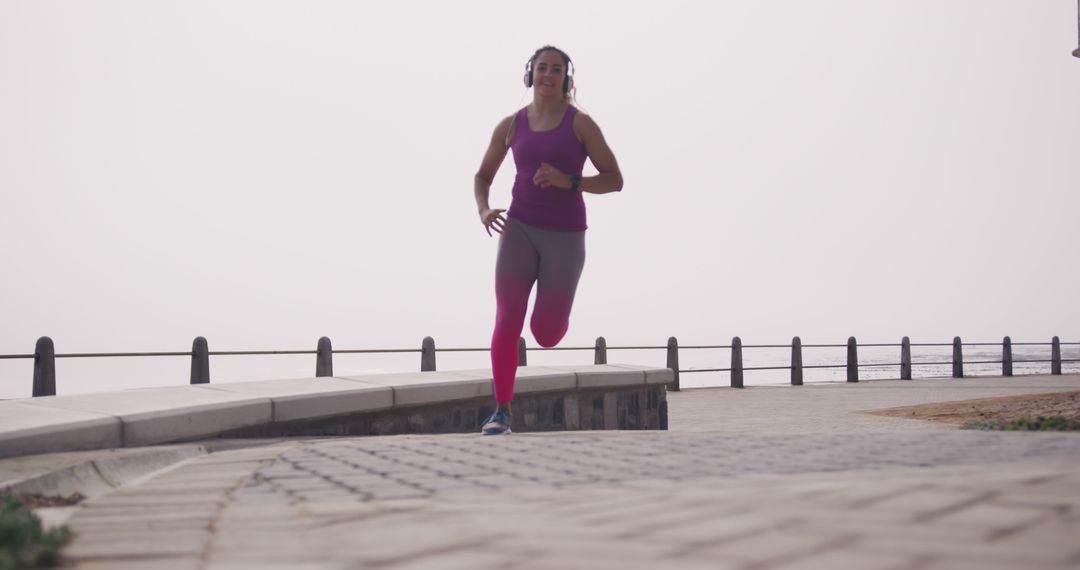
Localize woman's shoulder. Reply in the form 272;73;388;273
499;108;529;131
496;107;527;125
571;108;601;136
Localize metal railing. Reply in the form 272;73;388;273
667;335;1078;389
2;334;1077;397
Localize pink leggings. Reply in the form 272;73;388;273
491;218;586;403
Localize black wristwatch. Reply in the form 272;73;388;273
569;175;582;192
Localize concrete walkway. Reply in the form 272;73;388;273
40;375;1080;569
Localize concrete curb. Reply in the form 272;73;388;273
0;365;673;459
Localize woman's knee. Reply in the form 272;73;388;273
530;316;568;348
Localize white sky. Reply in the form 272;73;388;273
2;1;1078;396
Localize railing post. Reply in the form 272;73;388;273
1002;336;1013;377
790;336;803;386
594;336;607;365
666;337;680;391
32;336;56;397
316;336;333;377
1052;336;1062;375
518;337;527;367
952;336;964;378
731;336;744;388
847;336;858;382
421;336;436;371
900;336;912;380
190;336;209;384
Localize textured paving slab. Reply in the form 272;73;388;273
63;435;1080;570
669;374;1080;434
58;374;1080;569
232;431;1080;503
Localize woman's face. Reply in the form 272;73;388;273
532;50;567;96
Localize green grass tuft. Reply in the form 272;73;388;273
0;496;71;569
962;416;1080;431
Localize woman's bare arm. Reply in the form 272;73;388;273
574;113;623;194
474;115;514;235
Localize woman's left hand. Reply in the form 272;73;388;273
533;162;572;189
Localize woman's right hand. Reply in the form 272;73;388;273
479;208;507;237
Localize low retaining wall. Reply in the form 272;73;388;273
0;365;673;459
224;385;667;438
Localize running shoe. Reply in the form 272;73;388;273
481;410;513;435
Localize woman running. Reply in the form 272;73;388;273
472;45;624;435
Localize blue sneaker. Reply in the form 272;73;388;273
481;410;513;435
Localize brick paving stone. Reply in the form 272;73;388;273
379;550;539;570
122;480;245;493
854;533;1073;568
207;563;347;570
151;469;255;481
691;527;859;568
988;514;1080;553
554;495;690;526
767;548;922;570
931;501;1053;537
76;559;202;570
498;536;716;568
78;491;226;505
69;509;218;526
916;559;1074;570
76;503;221;516
648;512;800;546
840;488;992;517
56;375;1080;569
65;529;209;559
242;431;1080;500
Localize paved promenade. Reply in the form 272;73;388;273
46;375;1080;569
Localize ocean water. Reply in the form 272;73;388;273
1;338;1077;400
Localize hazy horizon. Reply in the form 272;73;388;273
2;1;1078;397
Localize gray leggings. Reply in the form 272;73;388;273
491;218;586;402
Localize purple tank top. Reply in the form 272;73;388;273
507;105;589;231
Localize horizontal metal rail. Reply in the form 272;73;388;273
54;351;194;358
7;335;1076;397
333;348;422;354
5;342;1068;360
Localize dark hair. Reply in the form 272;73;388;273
529;45;572;71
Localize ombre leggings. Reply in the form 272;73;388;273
491;218;586;403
